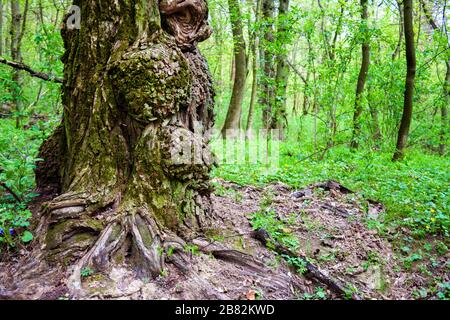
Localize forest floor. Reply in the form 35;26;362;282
1;179;448;300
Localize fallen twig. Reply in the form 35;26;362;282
252;228;361;300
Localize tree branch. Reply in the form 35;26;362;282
286;59;307;83
0;57;63;83
419;0;438;30
0;182;23;203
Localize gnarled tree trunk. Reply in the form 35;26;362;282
35;0;215;293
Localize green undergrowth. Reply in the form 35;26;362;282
213;143;449;239
0;118;56;248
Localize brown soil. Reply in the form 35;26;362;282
0;179;447;300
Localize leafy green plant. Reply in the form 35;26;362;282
343;284;360;300
0;119;49;248
436;282;450;300
160;269;169;277
183;244;200;256
402;252;423;270
302;287;328;300
283;255;307;274
0;203;33;247
80;267;94;278
214;145;449;240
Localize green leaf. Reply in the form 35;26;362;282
21;231;33;243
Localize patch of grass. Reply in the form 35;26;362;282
319;251;337;263
250;209;299;252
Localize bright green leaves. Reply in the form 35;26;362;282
21;230;33;243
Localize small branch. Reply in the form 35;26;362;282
287;59;307;84
0;182;23;203
252;228;360;299
0;57;63;84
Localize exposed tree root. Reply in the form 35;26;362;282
193;238;267;272
192;238;305;293
2;182;375;300
60;206;189;298
252;228;361;299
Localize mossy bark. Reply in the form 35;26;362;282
35;0;215;286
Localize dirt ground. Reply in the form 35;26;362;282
0;179;448;300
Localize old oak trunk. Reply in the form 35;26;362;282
34;0;215;292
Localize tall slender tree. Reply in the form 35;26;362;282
260;0;276;129
246;0;262;138
222;0;248;136
273;0;290;138
10;0;22;127
392;0;404;60
393;0;416;161
0;0;3;56
419;0;448;155
8;0;29;127
351;0;370;149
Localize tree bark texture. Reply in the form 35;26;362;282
34;0;215;291
393;0;416;161
221;0;247;135
272;0;290;137
260;0;275;129
419;0;448;155
351;0;370;149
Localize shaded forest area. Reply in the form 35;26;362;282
0;0;448;300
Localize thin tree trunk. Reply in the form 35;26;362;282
246;0;261;138
419;0;448;155
330;2;345;61
441;60;450;155
302;70;310;115
393;0;416;161
392;0;404;60
18;0;29;55
51;0;61;27
230;57;235;84
10;0;22;128
351;0;370;149
273;0;290;139
369;3;382;147
416;7;421;47
369;102;381;145
261;0;275;129
222;0;247;136
0;0;3;56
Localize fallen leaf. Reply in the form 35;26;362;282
246;290;256;300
